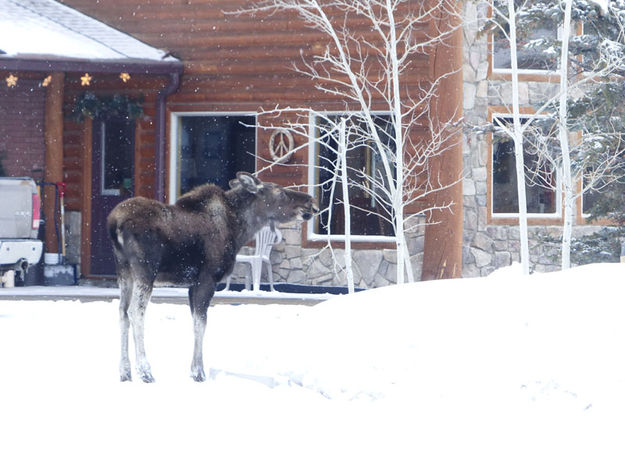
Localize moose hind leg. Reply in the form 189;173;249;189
119;274;133;382
189;280;215;382
128;281;155;383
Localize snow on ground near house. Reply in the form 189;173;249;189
1;263;625;467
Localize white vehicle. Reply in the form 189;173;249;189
0;178;43;280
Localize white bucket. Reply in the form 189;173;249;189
44;253;61;265
1;270;15;288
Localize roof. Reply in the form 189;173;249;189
0;0;179;65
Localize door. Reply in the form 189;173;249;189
90;118;135;276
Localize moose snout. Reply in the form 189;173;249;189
302;199;319;220
298;198;318;221
312;200;320;213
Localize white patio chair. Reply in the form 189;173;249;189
224;225;282;292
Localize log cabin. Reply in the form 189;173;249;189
0;0;463;287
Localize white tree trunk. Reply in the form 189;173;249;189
507;0;530;275
240;0;460;285
559;0;573;270
385;0;413;284
338;119;355;293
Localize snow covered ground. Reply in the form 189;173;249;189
1;263;625;467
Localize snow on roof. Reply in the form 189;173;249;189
0;0;178;63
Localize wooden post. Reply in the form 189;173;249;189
421;4;464;281
80;118;93;277
43;72;65;255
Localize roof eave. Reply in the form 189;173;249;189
0;56;184;75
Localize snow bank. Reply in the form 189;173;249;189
1;263;625;467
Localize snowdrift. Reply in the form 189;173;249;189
1;263;624;467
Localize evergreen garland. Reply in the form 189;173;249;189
70;92;144;122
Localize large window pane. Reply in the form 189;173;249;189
492;0;558;72
314;114;395;237
178;115;255;195
492;116;557;215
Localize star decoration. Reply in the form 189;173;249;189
119;72;131;83
6;74;18;87
80;73;92;86
42;75;52;87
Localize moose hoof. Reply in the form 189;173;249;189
140;374;155;383
138;370;155;383
191;369;206;382
120;372;132;382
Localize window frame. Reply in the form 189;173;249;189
306;111;397;243
578;175;618;226
580;178;599;218
168;111;258;203
489;0;562;79
488;109;562;223
578;147;622;224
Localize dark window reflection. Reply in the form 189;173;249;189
179;115;256;194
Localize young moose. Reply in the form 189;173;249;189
107;172;318;382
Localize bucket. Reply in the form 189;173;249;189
44;253;61;265
1;270;15;288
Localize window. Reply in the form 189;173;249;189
491;115;559;217
491;0;558;74
310;113;395;239
101;119;134;196
171;114;256;199
582;182;602;216
581;163;625;218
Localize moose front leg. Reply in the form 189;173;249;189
188;279;215;382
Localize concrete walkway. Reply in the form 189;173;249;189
0;285;332;305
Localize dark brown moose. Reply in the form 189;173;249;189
107;172;318;382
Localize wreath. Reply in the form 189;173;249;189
70;92;144;122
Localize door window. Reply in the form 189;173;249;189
100;119;134;196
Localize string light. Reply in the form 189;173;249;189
80;73;92;86
6;71;134;89
5;74;18;87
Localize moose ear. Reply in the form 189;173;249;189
228;179;241;189
236;172;263;194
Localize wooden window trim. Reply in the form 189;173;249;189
486;1;561;83
306;111;400;245
486;106;563;226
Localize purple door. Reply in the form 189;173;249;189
90;118;135;276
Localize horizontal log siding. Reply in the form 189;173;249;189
62;119;84;211
60;0;431;108
59;1;445;210
0;81;45;179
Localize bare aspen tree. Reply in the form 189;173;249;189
485;0;625;271
236;0;463;284
338;118;355;293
